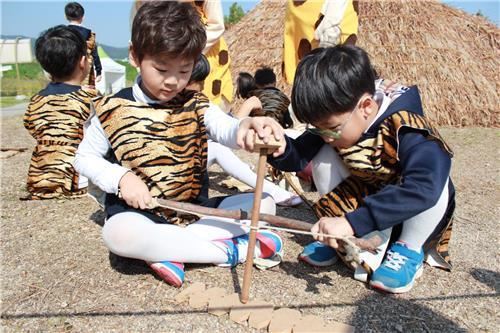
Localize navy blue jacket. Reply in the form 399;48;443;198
68;25;102;76
269;87;455;236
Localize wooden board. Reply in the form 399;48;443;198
189;287;227;309
208;293;241;317
268;308;302;333
174;282;205;304
247;300;274;329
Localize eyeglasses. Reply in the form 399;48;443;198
305;96;368;140
305;106;356;140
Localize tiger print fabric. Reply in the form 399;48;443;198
96;91;209;202
23;88;96;199
313;110;455;269
83;32;96;86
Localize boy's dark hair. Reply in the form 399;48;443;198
253;89;293;129
132;1;206;62
189;54;210;83
291;45;376;124
236;72;256;99
35;25;86;80
254;67;276;88
65;2;84;20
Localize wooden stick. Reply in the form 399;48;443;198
240;146;269;304
154;198;312;230
152;197;382;252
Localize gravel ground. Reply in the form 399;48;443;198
1;114;498;332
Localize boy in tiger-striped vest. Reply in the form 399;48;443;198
23;25;97;200
269;46;455;294
65;2;102;86
74;1;284;288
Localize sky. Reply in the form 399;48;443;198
1;0;498;48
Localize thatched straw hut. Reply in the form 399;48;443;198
226;0;499;127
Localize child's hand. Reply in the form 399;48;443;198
311;217;355;249
233;96;262;119
118;172;152;210
237;116;285;156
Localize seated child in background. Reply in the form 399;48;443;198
234;68;315;192
23;25;97;200
74;1;284;288
269;45;455;294
187;55;302;207
233;67;294;129
65;1;102;86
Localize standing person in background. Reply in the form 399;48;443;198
65;1;102;86
23;25;97;200
283;0;359;84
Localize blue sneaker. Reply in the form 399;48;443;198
148;261;185;288
215;230;283;267
370;242;424;293
299;241;338;267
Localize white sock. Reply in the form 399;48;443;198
398;179;449;252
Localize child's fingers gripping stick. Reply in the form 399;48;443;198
254;133;284;156
118;172;152;209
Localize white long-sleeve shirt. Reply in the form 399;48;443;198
74;79;241;195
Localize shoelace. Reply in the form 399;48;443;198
383;250;408;271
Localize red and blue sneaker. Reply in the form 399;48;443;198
148;261;185;288
215;230;283;267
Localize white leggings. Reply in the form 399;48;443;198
207;140;295;203
102;193;276;263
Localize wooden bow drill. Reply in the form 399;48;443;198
148;136;381;302
148;197;382;254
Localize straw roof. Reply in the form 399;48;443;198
225;0;499;127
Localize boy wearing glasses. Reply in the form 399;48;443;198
270;45;455;293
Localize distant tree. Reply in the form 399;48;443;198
475;10;484;18
224;3;245;26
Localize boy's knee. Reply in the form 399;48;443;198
102;218;136;255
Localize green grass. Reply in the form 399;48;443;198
1;77;46;97
1;62;46;97
1;62;44;80
116;60;137;87
0;96;28;108
0;60;135;96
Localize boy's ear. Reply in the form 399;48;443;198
79;55;88;72
360;96;375;119
129;44;140;68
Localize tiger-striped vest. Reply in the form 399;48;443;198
313;110;455;269
83;32;96;86
95;91;209;202
23;88;96;199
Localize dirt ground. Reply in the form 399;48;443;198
1;114;498;332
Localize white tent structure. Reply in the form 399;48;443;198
95;46;126;95
0;38;33;64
